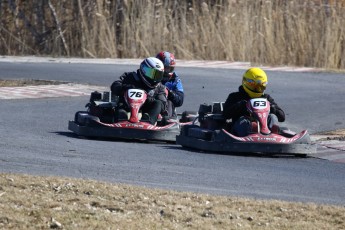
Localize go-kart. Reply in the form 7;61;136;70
68;89;195;142
176;98;317;156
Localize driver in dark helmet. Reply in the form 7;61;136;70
156;51;184;119
111;57;167;125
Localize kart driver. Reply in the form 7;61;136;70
222;67;285;137
110;57;167;125
156;51;184;119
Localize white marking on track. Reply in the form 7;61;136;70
0;83;107;100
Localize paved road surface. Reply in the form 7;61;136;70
0;57;344;205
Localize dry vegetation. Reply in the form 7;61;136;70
0;79;63;87
315;129;345;141
1;173;345;230
1;0;345;69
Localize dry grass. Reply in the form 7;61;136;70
1;0;345;69
1;173;344;230
0;79;63;87
316;129;345;136
315;129;345;141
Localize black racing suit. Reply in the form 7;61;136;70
110;70;167;124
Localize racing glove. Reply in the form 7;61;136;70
146;95;156;104
167;90;175;100
122;84;136;90
270;105;277;114
145;89;156;104
147;89;155;97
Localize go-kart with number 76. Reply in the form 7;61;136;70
68;89;195;142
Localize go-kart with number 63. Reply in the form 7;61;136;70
176;98;317;156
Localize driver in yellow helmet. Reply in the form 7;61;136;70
223;67;285;137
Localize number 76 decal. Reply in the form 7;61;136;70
128;89;145;99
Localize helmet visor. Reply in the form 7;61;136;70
246;79;267;93
142;65;164;82
164;66;175;74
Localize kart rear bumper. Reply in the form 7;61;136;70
68;120;179;142
176;126;317;156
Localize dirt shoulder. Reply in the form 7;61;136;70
0;79;65;87
312;129;345;141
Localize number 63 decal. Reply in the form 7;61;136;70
253;100;266;107
250;98;268;109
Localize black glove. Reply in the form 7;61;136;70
167;90;174;100
147;89;155;97
270;105;277;114
146;95;155;103
123;84;135;90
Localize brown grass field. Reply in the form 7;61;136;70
1;173;345;230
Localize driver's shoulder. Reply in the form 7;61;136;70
262;93;274;100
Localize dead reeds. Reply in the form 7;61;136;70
0;0;344;69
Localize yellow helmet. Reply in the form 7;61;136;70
242;67;268;98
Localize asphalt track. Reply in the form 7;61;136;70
0;57;345;205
